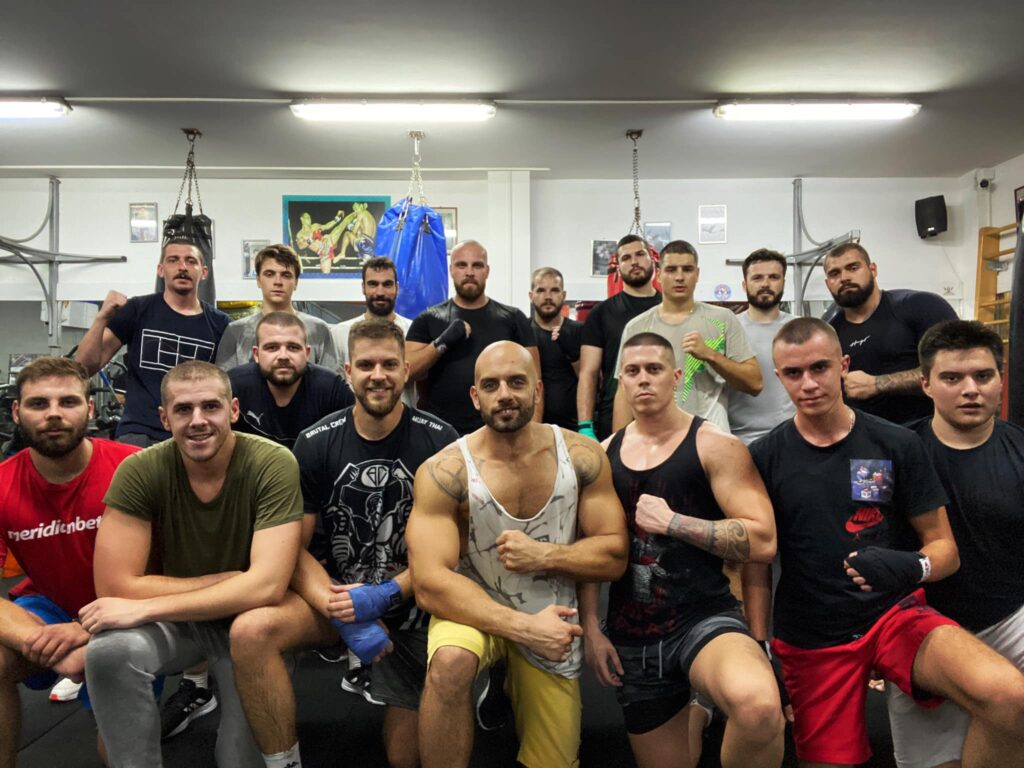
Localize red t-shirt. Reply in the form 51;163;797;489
0;439;139;616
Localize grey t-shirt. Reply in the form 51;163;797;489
727;311;796;444
615;302;754;431
215;310;340;372
330;314;415;407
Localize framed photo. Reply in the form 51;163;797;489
242;240;270;279
436;207;458;253
698;205;727;244
645;222;671;254
1015;185;1024;225
282;195;391;278
129;203;158;243
592;240;617;277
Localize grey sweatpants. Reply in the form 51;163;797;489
86;620;263;768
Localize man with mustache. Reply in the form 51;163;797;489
0;357;139;767
231;319;458;768
76;238;232;447
825;243;956;426
229;312;353;449
406;240;539;436
332;256;416;406
530;267;583;431
216;243;339;371
727;249;796;444
578;234;661;440
612;240;762;433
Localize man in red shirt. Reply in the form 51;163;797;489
0;356;139;766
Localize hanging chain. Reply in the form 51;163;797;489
627;130;644;236
407;130;427;206
173;128;204;215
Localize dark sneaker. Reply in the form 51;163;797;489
340;667;384;707
475;661;510;731
160;678;218;740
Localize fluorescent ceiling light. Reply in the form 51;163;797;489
713;100;920;121
290;99;497;123
0;98;71;119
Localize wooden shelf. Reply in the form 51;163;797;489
975;224;1016;359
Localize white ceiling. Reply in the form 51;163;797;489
2;0;1024;179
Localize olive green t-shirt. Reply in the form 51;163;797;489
104;433;303;578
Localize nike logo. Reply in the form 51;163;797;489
846;507;883;533
849;335;871;348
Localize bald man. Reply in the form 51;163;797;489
407;341;629;768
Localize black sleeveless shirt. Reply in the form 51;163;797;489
606;416;738;644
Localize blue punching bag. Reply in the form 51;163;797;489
376;197;448;318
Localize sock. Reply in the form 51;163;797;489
263;742;301;768
183;671;210;690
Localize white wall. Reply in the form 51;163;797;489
531;176;978;315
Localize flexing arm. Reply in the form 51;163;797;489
407;450;581;662
406;321;471;381
75;291;127;375
845;368;924;400
576;345;603;432
634;427;776;562
682;331;763;395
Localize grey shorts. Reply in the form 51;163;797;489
615;610;752;734
887;601;1024;768
371;625;427;710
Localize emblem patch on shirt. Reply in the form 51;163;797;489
849;460;893;503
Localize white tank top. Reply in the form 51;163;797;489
457;424;582;678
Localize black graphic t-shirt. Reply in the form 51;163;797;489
913;418;1024;632
829;289;956;425
107;293;231;440
580;291;661;438
606;417;738;645
292;406;458;628
533;317;583;431
229;362;354;448
750;411;947;649
407;298;536;435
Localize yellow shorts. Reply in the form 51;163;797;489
428;616;582;768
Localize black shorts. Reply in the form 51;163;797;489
615;610;752;734
371;626;427;710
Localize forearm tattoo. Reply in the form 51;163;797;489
427;450;468;502
666;515;751;562
875;368;923;395
569;438;603;487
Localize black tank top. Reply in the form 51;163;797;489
606;416;738;644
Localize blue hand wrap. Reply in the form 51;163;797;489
349;580;403;622
331;618;389;665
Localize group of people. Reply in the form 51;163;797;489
0;230;1020;768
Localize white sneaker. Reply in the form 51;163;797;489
49;677;83;702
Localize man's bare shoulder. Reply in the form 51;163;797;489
694;420;750;466
562;429;607;487
422;442;468;502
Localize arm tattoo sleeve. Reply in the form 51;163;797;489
665;515;751;562
875;368;924;395
426;451;468;502
569;439;603;487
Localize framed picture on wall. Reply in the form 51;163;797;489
129;203;159;243
242;239;270;279
645;222;671;254
698;205;727;244
592;240;617;277
1015;185;1024;225
281;195;391;278
436;207;458;253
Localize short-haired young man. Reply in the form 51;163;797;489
217;243;339;371
0;357;139;767
578;234;660;440
746;317;1024;767
529;267;583;431
824;242;957;426
885;320;1024;768
612;240;761;433
230;312;353;448
82;361;305;768
76;240;232;446
230;319;458;768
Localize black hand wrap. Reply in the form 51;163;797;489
761;640;790;708
433;320;467;355
847;546;925;592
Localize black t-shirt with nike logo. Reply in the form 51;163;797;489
750;411;947;649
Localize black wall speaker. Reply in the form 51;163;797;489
915;195;947;239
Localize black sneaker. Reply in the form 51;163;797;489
340;667;384;706
475;661;510;731
160;678;218;740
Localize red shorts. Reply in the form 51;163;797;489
772;589;958;765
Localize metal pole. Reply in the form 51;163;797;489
792;179;804;317
47;176;62;353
